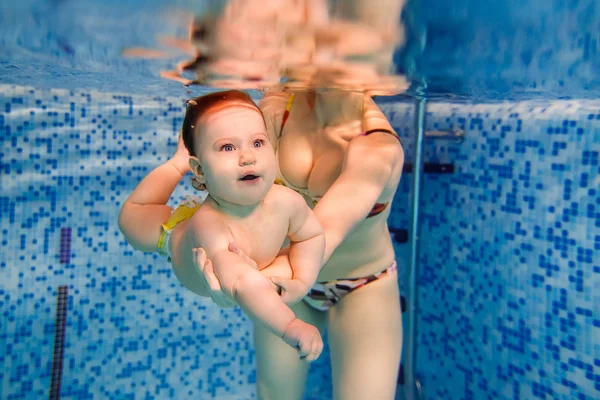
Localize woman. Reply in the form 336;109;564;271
121;1;406;397
196;88;405;400
118;88;404;399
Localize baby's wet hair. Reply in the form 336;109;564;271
181;90;262;157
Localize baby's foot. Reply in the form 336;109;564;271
281;318;323;362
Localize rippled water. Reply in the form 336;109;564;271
1;0;599;101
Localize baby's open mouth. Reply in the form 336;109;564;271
240;174;259;181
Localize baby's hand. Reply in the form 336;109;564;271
281;319;323;362
168;132;191;176
270;277;310;305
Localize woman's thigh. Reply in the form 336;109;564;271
328;270;402;400
253;300;327;400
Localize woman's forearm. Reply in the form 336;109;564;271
319;226;345;266
288;232;325;284
312;136;400;264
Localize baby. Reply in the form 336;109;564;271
122;90;325;361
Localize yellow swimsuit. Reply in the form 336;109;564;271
157;195;206;260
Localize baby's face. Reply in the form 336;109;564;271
195;104;276;206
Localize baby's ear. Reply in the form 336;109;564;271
191;177;207;191
189;157;207;191
189;156;204;180
190;156;206;186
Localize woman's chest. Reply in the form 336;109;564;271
277;119;361;198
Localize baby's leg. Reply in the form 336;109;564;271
228;266;323;361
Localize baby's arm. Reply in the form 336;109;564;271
118;134;190;252
215;249;323;361
180;214;322;360
211;249;295;335
272;190;325;304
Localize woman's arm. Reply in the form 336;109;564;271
270;189;325;304
287;195;325;284
117;135;191;252
313;95;404;263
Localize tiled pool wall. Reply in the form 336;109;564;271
382;99;600;400
1;84;599;399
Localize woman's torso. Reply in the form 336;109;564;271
270;91;400;281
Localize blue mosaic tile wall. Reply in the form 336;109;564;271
2;84;599;400
382;100;600;400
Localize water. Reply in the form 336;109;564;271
1;0;599;100
1;1;599;399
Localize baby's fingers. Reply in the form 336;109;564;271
310;338;324;362
301;337;323;362
297;341;311;359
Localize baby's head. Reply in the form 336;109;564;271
181;90;276;206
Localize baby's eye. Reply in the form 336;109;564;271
253;139;265;148
220;144;235;152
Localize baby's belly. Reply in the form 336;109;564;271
317;217;396;282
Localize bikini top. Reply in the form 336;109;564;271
274;93;399;218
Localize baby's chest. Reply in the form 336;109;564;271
228;216;289;268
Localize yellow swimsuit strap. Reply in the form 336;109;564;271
157;198;202;257
279;93;295;134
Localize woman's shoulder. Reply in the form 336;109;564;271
258;91;294;140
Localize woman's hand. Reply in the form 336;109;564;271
168;133;191;176
193;241;304;307
229;242;300;303
192;247;236;308
269;277;310;306
192;242;263;308
259;249;304;305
